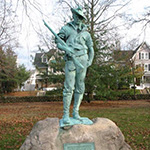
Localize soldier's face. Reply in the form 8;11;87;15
73;14;83;25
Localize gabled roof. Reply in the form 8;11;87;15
46;49;56;59
34;49;56;68
132;42;150;59
34;53;46;68
113;42;150;64
133;42;150;54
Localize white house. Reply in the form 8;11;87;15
21;70;37;91
131;42;150;89
113;42;150;90
33;49;62;91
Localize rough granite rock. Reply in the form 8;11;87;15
20;117;132;150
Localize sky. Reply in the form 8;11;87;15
120;0;150;47
13;0;150;70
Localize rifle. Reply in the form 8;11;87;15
43;20;84;69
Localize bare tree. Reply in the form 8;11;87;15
78;0;131;62
125;38;139;50
0;0;20;50
133;6;150;32
18;0;131;53
57;0;131;50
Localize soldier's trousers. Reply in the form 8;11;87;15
63;54;88;96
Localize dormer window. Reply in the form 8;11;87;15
41;55;47;63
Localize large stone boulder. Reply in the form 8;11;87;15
20;117;132;150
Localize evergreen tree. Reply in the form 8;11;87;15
0;46;17;93
15;64;30;89
0;46;30;93
79;0;133;101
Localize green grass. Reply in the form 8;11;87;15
0;101;150;150
80;107;150;150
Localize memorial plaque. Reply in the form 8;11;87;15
64;142;95;150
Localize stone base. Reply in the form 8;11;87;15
60;117;93;128
20;117;132;150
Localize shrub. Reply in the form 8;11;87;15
94;89;146;101
0;96;63;103
0;89;150;103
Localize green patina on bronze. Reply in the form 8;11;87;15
64;142;95;150
44;6;94;127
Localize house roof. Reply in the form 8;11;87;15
34;53;46;68
113;42;150;63
133;42;150;54
34;49;56;68
113;50;134;63
46;49;56;59
132;42;150;59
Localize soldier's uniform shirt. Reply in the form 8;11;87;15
57;21;93;94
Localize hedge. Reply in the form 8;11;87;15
94;94;150;101
0;94;150;103
0;95;63;103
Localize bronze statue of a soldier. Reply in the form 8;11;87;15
56;6;94;125
44;6;94;126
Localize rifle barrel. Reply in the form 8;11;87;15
43;20;84;69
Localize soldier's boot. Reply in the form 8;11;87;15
72;93;83;120
62;94;72;124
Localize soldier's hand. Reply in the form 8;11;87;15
57;43;73;53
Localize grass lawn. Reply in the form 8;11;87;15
0;100;150;150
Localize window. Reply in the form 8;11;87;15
145;64;150;71
139;53;141;59
141;53;144;59
149;64;150;71
43;57;47;63
136;64;141;69
144;64;148;71
42;55;47;63
145;53;148;59
139;52;150;59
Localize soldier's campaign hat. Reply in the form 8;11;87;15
71;6;86;20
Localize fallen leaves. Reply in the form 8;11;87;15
0;100;149;150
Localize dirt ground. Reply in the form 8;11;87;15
0;100;150;110
4;91;38;97
81;100;150;108
0;100;149;150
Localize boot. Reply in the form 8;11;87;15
62;93;72;124
73;93;83;120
